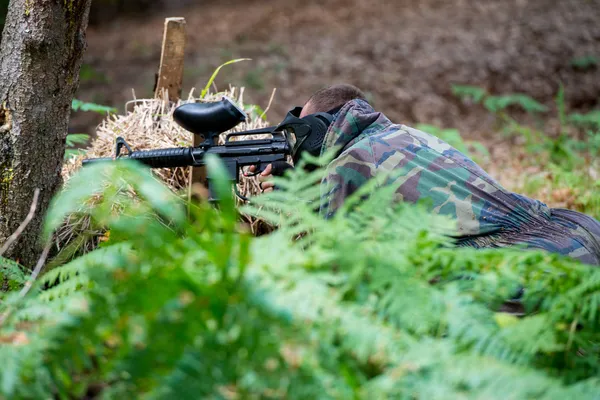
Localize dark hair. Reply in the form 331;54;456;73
304;84;366;114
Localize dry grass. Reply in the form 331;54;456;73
56;86;277;260
63;86;271;195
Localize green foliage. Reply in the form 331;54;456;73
484;94;548;114
0;154;599;398
200;58;251;98
547;164;600;219
570;56;598;70
65;99;116;160
451;84;548;114
0;258;27;295
64;133;90;160
65;134;90;147
568;110;600;131
71;99;117;114
451;83;600;219
244;104;268;121
451;84;487;104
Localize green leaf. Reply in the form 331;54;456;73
122;162;186;226
204;154;236;222
44;161;185;240
244;104;267;121
64;149;86;160
0;257;27;287
200;58;251;98
484;94;548;114
43;162;113;239
570;55;598;69
71;99;117;114
451;84;487;104
66;134;90;147
568;110;600;130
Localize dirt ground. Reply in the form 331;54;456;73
74;0;600;138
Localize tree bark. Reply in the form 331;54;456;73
0;0;92;268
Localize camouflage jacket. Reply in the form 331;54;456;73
318;99;600;266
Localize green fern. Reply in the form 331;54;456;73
570;55;598;70
0;153;599;398
451;84;487;104
483;94;548;114
0;257;27;294
64;133;90;160
451;84;548;114
568;110;600;130
71;99;117;114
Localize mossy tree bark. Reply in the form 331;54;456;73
0;0;92;268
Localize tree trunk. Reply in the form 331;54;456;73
0;0;92;268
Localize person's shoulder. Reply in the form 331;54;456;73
328;123;413;168
323;136;377;179
335;133;376;162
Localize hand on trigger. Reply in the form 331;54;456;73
246;164;275;193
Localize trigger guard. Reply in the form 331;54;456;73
244;163;265;177
256;163;269;174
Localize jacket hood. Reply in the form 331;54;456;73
321;98;393;157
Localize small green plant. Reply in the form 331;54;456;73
451;84;548;115
244;104;268;121
454;83;600;218
65;99;117;160
549;164;600;219
200;59;269;121
567;110;600;130
200;58;251;98
570;55;598;70
484;93;548;114
64;133;90;159
451;84;487;104
71;99;117;114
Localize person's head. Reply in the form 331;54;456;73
300;84;367;118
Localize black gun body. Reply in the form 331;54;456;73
82;98;293;200
202;138;290;181
82;137;290;183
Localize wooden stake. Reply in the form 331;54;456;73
155;17;187;102
154;17;206;186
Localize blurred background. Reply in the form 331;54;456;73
1;0;599;141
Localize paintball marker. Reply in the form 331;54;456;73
82;97;294;201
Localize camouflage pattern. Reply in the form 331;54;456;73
318;99;600;266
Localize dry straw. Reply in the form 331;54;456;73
58;87;277;259
63;86;272;194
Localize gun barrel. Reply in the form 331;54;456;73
128;147;196;168
82;147;198;168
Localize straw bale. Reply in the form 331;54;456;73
63;86;272;196
57;87;279;258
